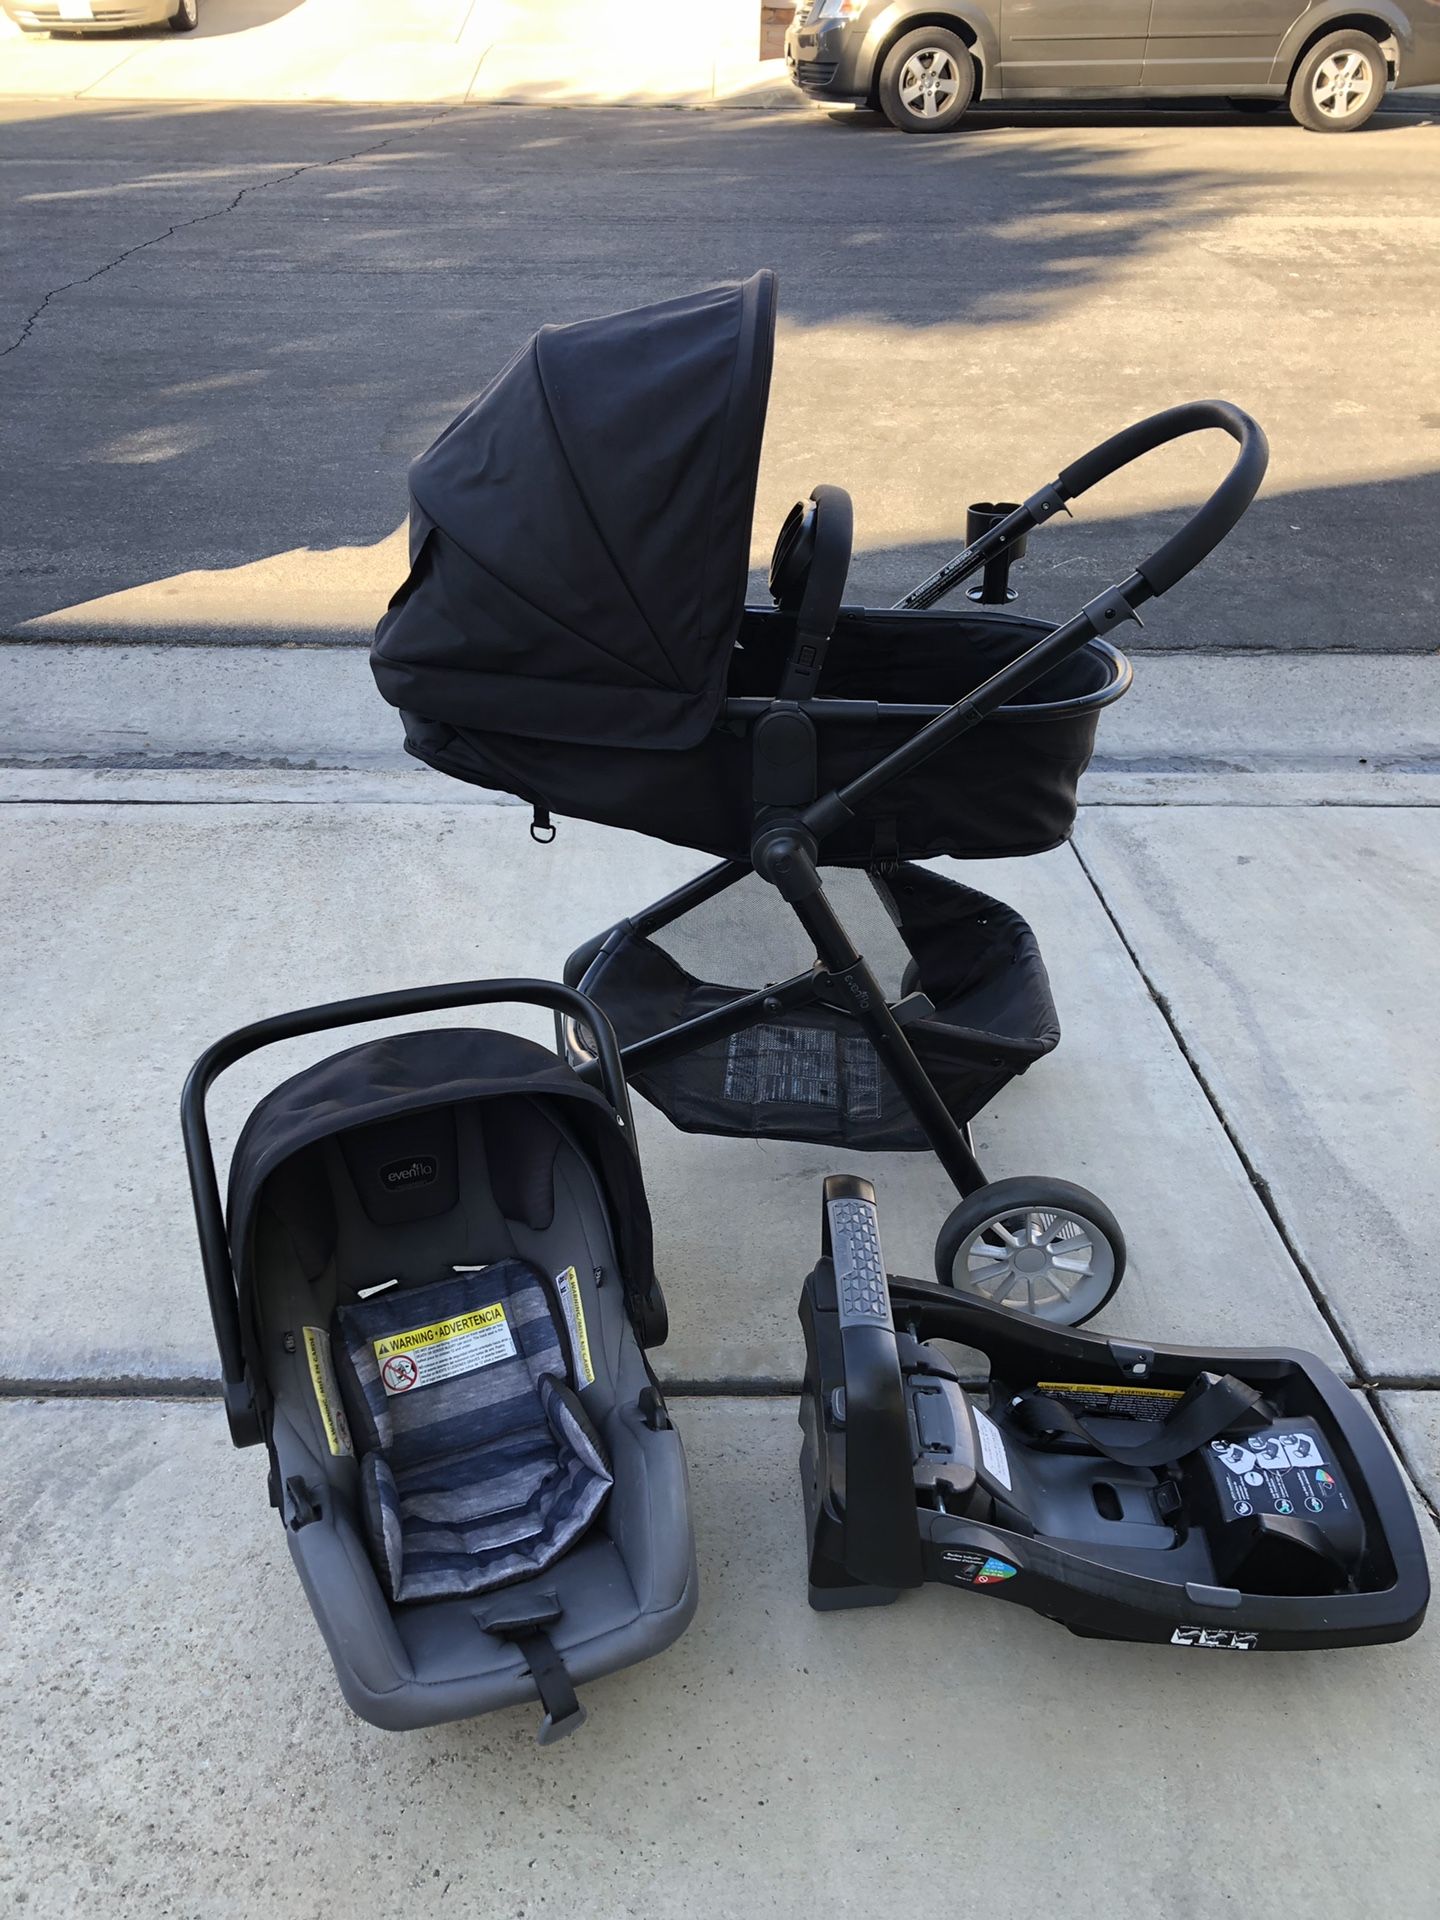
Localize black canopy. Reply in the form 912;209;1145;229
226;1028;658;1324
372;272;777;753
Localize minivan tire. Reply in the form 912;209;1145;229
169;0;199;29
878;27;975;134
1288;29;1388;132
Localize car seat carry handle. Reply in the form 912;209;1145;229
896;399;1267;610
181;978;634;1448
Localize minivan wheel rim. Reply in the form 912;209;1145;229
1312;50;1372;119
898;48;961;119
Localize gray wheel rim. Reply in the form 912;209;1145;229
898;47;962;120
952;1204;1114;1320
1312;49;1373;120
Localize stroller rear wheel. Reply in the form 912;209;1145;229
935;1176;1124;1326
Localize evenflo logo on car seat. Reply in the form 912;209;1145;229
380;1155;439;1191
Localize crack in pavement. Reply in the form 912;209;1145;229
1066;835;1440;1529
1;106;462;359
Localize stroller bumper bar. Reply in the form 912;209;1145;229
181;979;636;1447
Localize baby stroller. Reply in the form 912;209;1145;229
372;271;1268;1326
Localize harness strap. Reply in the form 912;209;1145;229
1008;1371;1270;1469
474;1591;587;1744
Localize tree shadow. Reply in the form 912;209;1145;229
798;464;1440;655
1;97;1431;651
825;95;1438;136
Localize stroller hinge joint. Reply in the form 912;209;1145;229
816;959;876;1015
1023;482;1072;524
1081;588;1143;637
752;823;822;901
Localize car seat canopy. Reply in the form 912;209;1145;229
372;271;777;752
226;1026;660;1335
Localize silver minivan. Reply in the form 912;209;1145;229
787;0;1440;133
4;0;197;32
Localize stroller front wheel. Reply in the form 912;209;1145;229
935;1176;1125;1326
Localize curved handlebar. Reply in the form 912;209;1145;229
1053;399;1269;599
897;398;1267;614
181;978;635;1447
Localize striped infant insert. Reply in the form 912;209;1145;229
334;1261;612;1603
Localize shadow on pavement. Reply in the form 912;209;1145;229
826;95;1439;135
0;98;1435;649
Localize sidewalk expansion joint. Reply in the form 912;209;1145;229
1;103;464;359
1069;838;1440;1531
0;1374;808;1403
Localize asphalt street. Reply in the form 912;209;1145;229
3;93;1439;650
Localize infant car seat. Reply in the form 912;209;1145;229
183;982;697;1740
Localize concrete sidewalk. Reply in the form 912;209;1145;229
5;747;1440;1915
4;1395;1439;1918
0;0;792;106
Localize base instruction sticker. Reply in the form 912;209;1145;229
1172;1627;1258;1651
1206;1425;1345;1522
373;1302;515;1395
303;1326;353;1457
940;1548;1018;1588
972;1407;1012;1490
555;1266;596;1386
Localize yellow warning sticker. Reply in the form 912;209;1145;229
556;1266;595;1387
1036;1380;1184;1421
303;1326;353;1457
1037;1381;1183;1399
373;1302;515;1396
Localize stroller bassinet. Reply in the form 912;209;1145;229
371;271;1268;1326
372;271;1127;867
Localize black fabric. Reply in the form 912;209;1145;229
395;606;1118;866
580;867;1059;1152
257;1144;334;1283
371;273;777;754
227;1029;657;1329
480;1099;560;1232
337;1107;460;1226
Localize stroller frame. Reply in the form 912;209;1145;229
563;399;1269;1315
